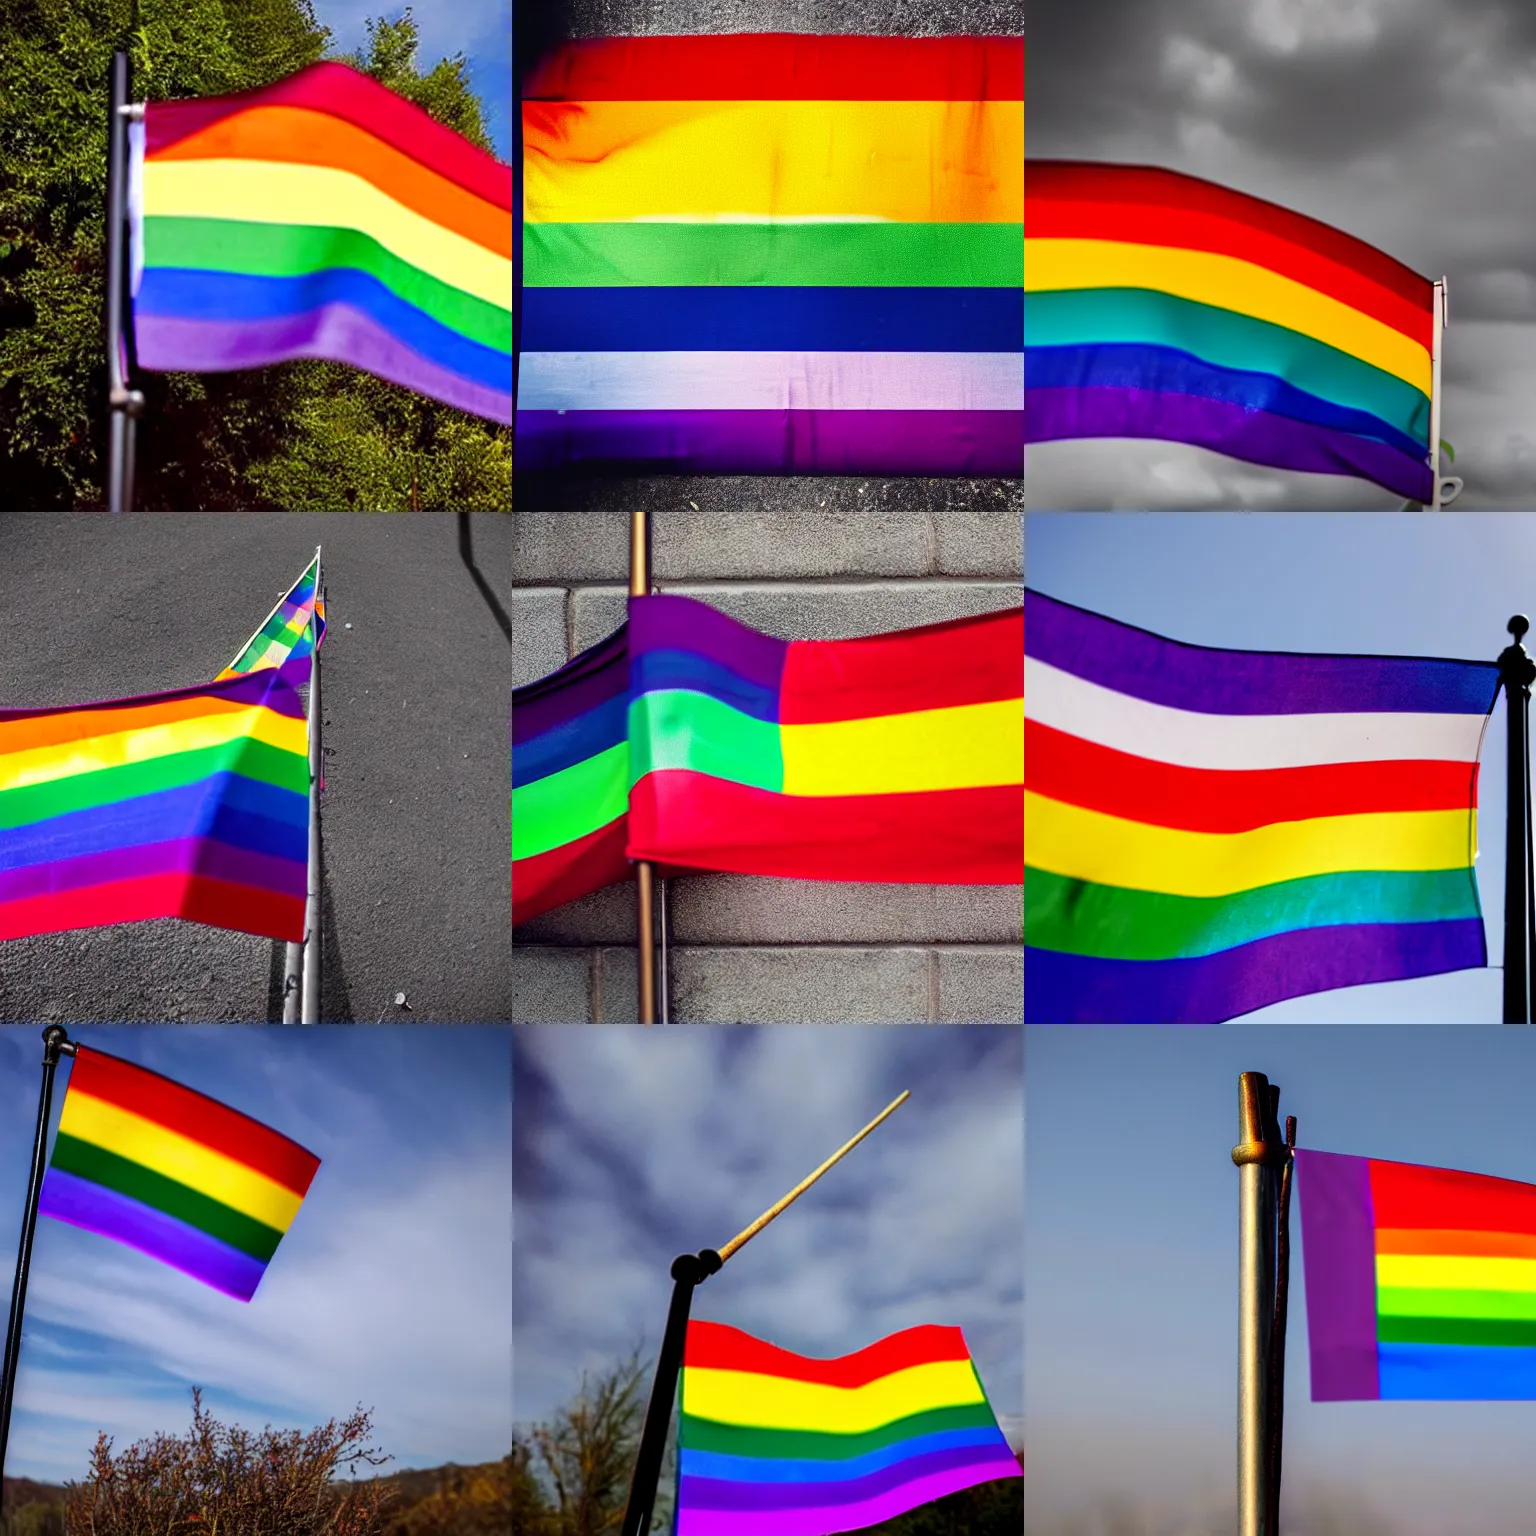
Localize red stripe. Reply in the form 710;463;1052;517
781;608;1023;724
524;34;1024;100
512;817;632;926
684;1319;974;1385
1025;721;1479;833
69;1046;320;1195
1027;162;1433;321
1370;1160;1536;1236
144;61;512;212
0;874;303;942
628;774;1022;883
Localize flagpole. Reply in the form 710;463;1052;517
630;511;659;1024
299;553;324;1025
105;51;143;513
1500;616;1536;1023
617;1091;910;1536
1263;1113;1297;1536
1428;278;1445;510
281;547;323;1024
0;1026;75;1494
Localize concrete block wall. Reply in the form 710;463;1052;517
510;510;1023;1022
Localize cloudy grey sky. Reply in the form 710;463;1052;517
0;1025;511;1484
513;1025;1023;1452
1027;0;1536;508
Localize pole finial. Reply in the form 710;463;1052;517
1511;615;1530;643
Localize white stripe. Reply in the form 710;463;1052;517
516;351;1024;412
1024;657;1488;770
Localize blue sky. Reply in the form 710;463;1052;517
1025;510;1536;1023
0;1025;511;1484
1027;1024;1536;1536
312;0;512;160
514;1025;1023;1452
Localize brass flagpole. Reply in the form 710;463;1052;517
631;511;659;1024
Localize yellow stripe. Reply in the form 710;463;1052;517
683;1360;984;1433
524;100;1023;223
60;1090;303;1232
142;159;513;312
782;699;1023;795
1024;792;1472;898
1377;1254;1536;1294
0;707;305;794
1024;238;1431;395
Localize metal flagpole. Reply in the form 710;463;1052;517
0;1026;76;1493
299;553;324;1025
630;511;659;1024
1428;278;1445;510
105;51;144;513
1263;1113;1297;1536
617;1091;909;1536
1500;616;1536;1023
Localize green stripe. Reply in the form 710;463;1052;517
627;691;783;792
1025;287;1430;442
0;739;308;832
525;222;1024;288
144;216;512;351
511;743;628;861
1024;866;1480;961
50;1133;283;1262
1377;1314;1536;1348
1378;1287;1536;1322
678;1402;999;1459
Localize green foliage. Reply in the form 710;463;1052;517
3;1500;67;1536
0;0;511;509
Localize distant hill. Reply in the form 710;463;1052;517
1;1476;67;1511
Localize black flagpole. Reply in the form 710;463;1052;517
105;49;144;513
0;1025;75;1498
1499;616;1536;1023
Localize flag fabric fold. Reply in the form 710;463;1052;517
39;1045;320;1301
216;555;326;682
676;1319;1021;1536
1297;1149;1536;1399
1024;590;1499;1022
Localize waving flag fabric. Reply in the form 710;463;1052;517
1025;162;1437;502
1297;1149;1536;1399
677;1320;1021;1536
513;596;1024;924
40;1045;320;1301
518;34;1024;474
128;62;513;424
217;555;326;682
0;668;309;943
1024;591;1499;1022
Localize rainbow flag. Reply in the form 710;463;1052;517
216;555;326;682
0;668;309;944
1024;591;1498;1022
128;62;512;424
677;1320;1020;1536
39;1045;320;1301
1297;1149;1536;1399
517;34;1023;474
513;596;1024;924
1025;162;1438;502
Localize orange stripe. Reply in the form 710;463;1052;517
146;105;512;261
0;693;256;757
1376;1229;1536;1259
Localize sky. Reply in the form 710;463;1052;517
0;1025;512;1485
1027;0;1536;509
312;0;511;159
1026;1024;1536;1536
1024;510;1536;1022
513;1024;1024;1452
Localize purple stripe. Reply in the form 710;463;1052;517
38;1168;268;1301
1024;590;1500;717
630;596;789;694
513;410;1025;475
512;626;629;745
1025;386;1433;502
1294;1151;1381;1401
0;838;305;906
136;309;512;426
0;665;306;725
677;1457;1020;1536
1024;918;1488;1022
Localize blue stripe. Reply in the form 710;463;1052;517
679;1427;1010;1485
135;268;512;391
520;286;1024;353
512;694;628;788
1025;343;1427;460
631;649;783;722
1378;1343;1536;1399
0;776;307;872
